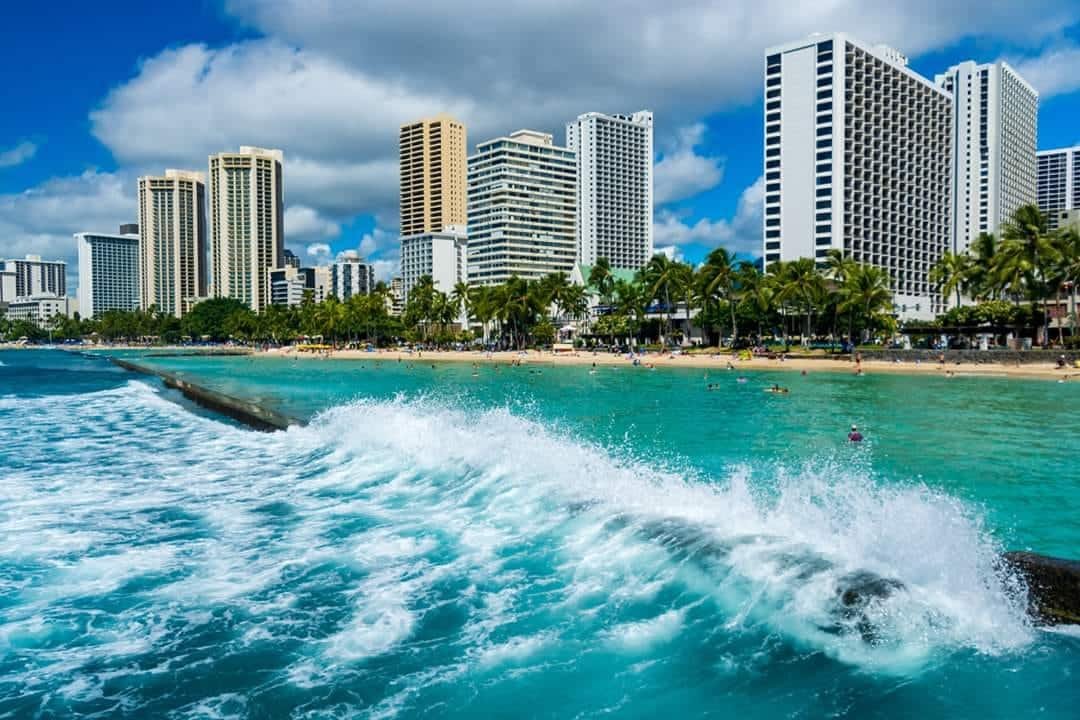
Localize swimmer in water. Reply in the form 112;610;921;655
767;383;789;394
848;424;863;442
736;377;748;384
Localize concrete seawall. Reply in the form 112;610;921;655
110;358;301;432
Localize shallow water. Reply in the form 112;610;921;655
1;349;1078;718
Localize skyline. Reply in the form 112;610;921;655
3;2;1080;294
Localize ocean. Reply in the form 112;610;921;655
1;349;1078;718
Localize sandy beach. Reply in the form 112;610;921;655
263;346;1076;380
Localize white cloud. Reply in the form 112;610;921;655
653;176;763;255
306;243;331;259
284;205;339;240
0;141;38;169
0;171;136;291
371;259;398;283
1010;43;1080;98
656;245;685;262
654;123;724;205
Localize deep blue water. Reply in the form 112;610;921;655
1;349;1078;719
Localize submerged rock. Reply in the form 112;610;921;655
1003;551;1080;625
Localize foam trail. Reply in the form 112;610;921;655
0;383;1040;717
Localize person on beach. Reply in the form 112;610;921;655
848;424;863;442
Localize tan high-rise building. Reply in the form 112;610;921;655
137;170;207;318
399;114;467;236
208;146;284;312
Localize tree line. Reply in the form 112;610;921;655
928;204;1080;345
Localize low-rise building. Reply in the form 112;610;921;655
4;294;73;328
331;251;375;299
400;225;468;304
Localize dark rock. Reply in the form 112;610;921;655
1003;551;1080;625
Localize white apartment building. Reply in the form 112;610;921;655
400;226;467;304
566;110;653;270
138;170;208;318
467;130;577;285
4;294;72;329
76;229;140;319
268;266;316;307
936;61;1038;252
208;147;285;312
0;255;66;299
330;251;375;299
763;33;953;320
1037;146;1080;230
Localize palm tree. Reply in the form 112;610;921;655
588;258;615;307
698;247;739;346
452;281;471;328
838;265;893;344
967;232;999;300
1000;204;1057;345
929;251;971;310
737;264;772;342
1056;227;1080;341
642;254;679;343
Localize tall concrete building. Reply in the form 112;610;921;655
268;265;316;307
399;114;468;236
400;226;467;304
936;61;1038;252
566;110;654;270
330;250;375;299
76;228;140;319
467;130;577;285
763;33;953;319
1037;146;1080;230
208;147;285;312
0;255;66;299
137;170;208;318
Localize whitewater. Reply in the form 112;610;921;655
1;353;1078;718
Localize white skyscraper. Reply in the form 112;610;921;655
138;170;208;318
1037;146;1080;230
400;226;468;304
208;146;284;312
467;130;577;285
330;251;375;299
0;255;66;299
76;229;140;319
566;110;654;270
936;61;1038;252
763;33;953;320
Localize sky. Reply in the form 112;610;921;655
3;1;1080;293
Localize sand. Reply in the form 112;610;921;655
262;346;1076;381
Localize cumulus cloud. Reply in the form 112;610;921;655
284;205;339;240
0;171;136;290
1010;43;1080;98
654;123;724;205
306;243;331;259
653;176;763;255
0;141;38;169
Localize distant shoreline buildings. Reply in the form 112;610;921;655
6;30;1077;332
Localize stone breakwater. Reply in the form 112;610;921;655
854;349;1078;365
109;358;301;431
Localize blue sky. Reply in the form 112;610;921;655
3;1;1080;292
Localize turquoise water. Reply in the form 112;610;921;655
1;349;1078;718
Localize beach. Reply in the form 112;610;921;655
264;345;1077;380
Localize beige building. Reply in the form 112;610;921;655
399;114;467;236
137;170;207;317
208;146;285;312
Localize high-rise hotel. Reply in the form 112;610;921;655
208;146;284;312
399;115;469;303
566;111;653;270
763;34;952;319
1037;146;1080;230
467;129;577;285
137;170;208;317
399;114;468;236
935;61;1038;251
76;227;140;319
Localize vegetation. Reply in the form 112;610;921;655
928;204;1080;345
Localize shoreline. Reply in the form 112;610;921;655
263;346;1076;380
